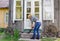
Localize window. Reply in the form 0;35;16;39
16;7;22;19
26;2;31;19
27;8;31;13
35;8;39;12
26;14;30;19
27;2;31;7
16;0;22;19
16;1;21;6
5;13;9;24
35;1;39;19
35;1;39;12
35;1;39;6
27;2;31;13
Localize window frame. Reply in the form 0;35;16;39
5;13;9;24
15;0;23;20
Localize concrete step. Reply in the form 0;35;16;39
21;33;33;38
21;33;41;38
19;38;41;41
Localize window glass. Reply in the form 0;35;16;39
35;1;39;6
16;1;22;19
5;13;9;24
16;1;21;6
16;7;22;12
16;13;22;19
35;7;39;12
27;2;31;7
26;14;30;19
35;14;39;18
27;8;31;13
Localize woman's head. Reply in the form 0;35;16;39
28;14;32;19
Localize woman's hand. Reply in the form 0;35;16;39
31;24;34;29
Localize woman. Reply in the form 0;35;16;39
28;14;41;39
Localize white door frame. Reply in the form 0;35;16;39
24;0;42;29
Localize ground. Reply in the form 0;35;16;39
55;38;60;41
0;36;60;41
0;30;60;41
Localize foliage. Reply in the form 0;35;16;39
0;28;5;33
4;28;20;41
13;29;20;41
0;28;25;41
43;25;57;37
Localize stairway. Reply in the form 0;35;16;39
19;33;41;41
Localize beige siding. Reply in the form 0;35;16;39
0;8;9;28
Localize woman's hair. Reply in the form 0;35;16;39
28;14;32;18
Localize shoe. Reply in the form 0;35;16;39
36;37;39;40
30;37;35;39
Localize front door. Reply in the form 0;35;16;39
24;0;42;29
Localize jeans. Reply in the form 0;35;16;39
32;22;41;38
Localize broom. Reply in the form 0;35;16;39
27;27;34;33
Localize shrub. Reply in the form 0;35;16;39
4;28;20;41
13;29;20;41
0;28;5;33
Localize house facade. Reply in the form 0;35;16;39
0;0;9;28
9;0;54;32
0;0;60;35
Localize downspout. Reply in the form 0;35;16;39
42;0;43;31
22;0;24;32
58;0;59;31
23;0;24;21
